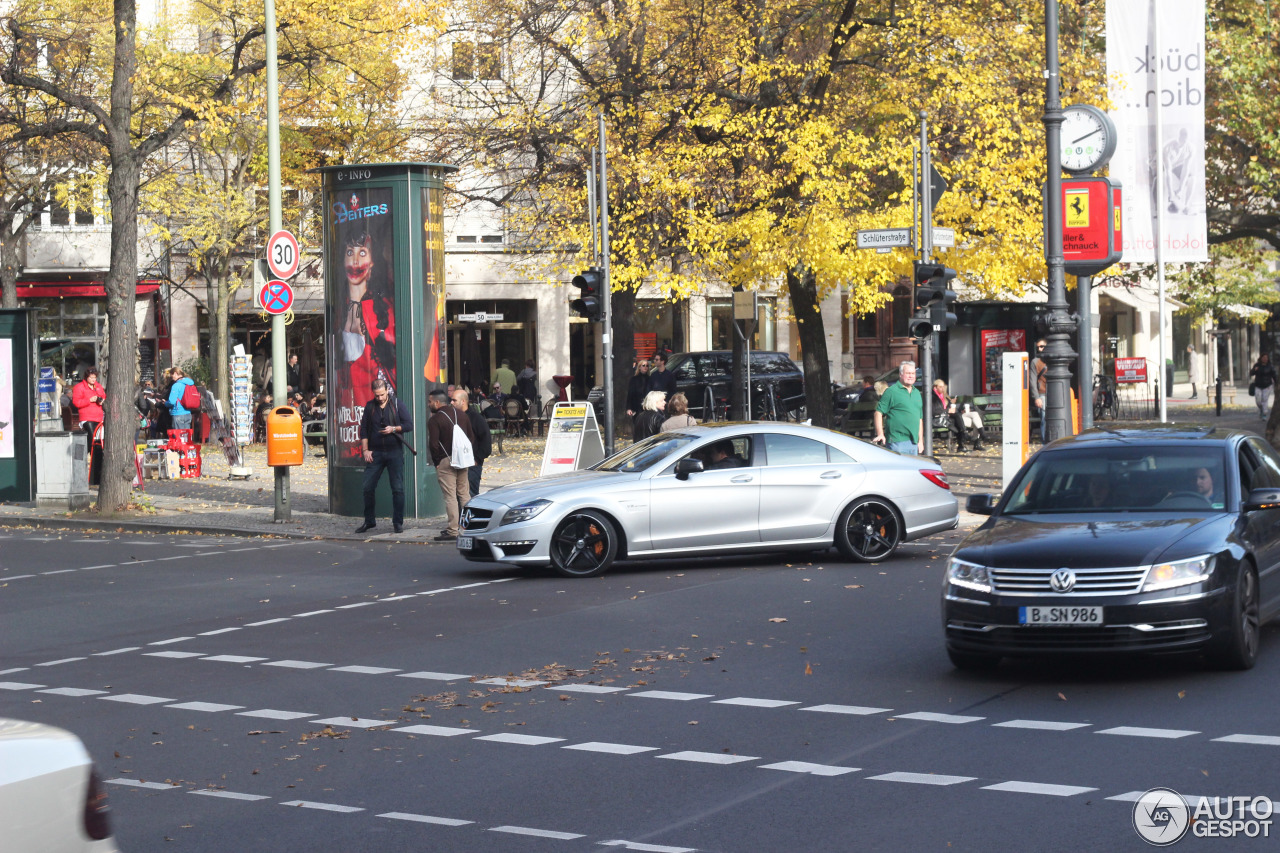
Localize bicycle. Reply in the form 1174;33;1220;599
1093;374;1119;421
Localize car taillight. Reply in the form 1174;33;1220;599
83;767;113;841
920;469;950;490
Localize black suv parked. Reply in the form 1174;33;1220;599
665;351;806;421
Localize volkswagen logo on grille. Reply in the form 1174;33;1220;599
461;508;473;528
1049;568;1076;593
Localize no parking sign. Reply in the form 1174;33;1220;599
259;280;294;315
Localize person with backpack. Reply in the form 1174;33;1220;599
427;387;475;541
167;367;200;432
356;378;414;535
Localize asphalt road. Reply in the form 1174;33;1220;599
3;529;1279;852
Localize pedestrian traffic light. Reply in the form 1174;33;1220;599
908;310;934;341
913;261;958;332
570;267;604;322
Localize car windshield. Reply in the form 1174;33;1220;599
594;432;700;473
1003;445;1229;514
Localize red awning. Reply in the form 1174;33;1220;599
17;279;162;299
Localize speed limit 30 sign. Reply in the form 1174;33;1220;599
266;229;300;279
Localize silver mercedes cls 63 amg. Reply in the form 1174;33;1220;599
457;422;958;577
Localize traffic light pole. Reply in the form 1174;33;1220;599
920;114;934;457
1041;0;1077;443
597;114;615;454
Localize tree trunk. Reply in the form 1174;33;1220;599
0;226;19;309
787;266;833;428
96;0;140;515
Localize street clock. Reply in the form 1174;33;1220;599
1061;104;1117;175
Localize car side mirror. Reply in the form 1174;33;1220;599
965;493;999;515
1243;487;1280;513
675;457;704;480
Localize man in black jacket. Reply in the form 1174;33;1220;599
648;351;678;398
428;388;476;541
356;379;413;535
452;388;492;498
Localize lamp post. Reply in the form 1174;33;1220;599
1041;0;1077;442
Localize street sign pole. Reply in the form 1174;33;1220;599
265;0;289;521
598;114;615;455
920;112;933;457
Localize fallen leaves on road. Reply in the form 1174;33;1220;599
1057;692;1067;702
298;726;349;742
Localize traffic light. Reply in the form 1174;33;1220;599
913;261;958;332
907;311;934;341
570;267;604;322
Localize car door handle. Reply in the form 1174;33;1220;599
820;471;843;479
731;475;754;483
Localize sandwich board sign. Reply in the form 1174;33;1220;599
540;402;606;476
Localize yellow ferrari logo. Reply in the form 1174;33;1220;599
1065;189;1090;228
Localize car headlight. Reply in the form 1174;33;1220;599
1143;554;1214;592
500;499;552;526
947;557;991;593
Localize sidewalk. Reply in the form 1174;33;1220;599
0;402;1269;543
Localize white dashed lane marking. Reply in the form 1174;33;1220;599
281;800;364;813
1213;734;1280;746
101;693;173;705
107;779;177;790
35;657;86;667
759;761;859;777
190;790;270;801
167;701;244;713
993;719;1091;731
800;704;892;715
38;687;107;697
600;842;697;853
93;647;140;656
1097;726;1200;739
378;812;474;826
490;826;584;840
554;684;628;694
329;665;400;675
712;697;800;709
563;742;658;756
475;733;565;746
658;751;760;765
309;717;397;728
895;712;986;724
237;709;316;720
630;690;714;701
396;671;471;682
0;682;44;690
394;724;479;737
201;655;267;663
981;781;1097;797
867;771;976;786
145;651;204;659
262;660;331;669
148;637;194;645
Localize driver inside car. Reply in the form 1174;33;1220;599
704;440;746;469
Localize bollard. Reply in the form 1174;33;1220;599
1216;376;1223;417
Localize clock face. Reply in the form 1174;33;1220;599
1061;106;1115;174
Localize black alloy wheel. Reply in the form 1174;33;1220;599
1209;563;1260;670
835;498;902;562
549;510;618;578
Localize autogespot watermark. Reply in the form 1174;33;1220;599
1133;787;1274;845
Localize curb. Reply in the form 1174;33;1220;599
0;513;441;544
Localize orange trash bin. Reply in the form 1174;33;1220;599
266;407;305;466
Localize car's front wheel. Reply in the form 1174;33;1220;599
835;498;902;562
1208;562;1260;670
549;510;618;578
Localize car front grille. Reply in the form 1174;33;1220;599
989;566;1147;595
461;507;495;532
947;620;1212;652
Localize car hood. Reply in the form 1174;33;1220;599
956;514;1226;568
475;468;644;506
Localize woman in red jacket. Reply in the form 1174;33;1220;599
71;367;106;484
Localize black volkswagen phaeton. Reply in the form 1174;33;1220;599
944;427;1280;670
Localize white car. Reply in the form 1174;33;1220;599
0;718;119;852
459;422;959;577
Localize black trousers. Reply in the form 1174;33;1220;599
362;448;405;526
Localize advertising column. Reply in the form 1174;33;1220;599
0;309;36;501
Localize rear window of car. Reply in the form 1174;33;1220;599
763;434;828;466
1003;445;1229;513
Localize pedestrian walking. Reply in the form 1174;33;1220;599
428;388;475;541
661;392;698;431
648;352;677;399
1250;353;1276;419
491;359;517;395
633;391;667;441
1030;339;1048;442
452;388;491;499
355;379;413;534
626;358;652;433
1187;344;1201;400
873;360;923;456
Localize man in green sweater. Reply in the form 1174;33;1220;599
873;361;923;455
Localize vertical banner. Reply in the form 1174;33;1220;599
328;187;397;464
421;185;447;386
0;339;13;458
1106;0;1208;262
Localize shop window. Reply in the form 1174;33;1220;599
708;298;775;351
